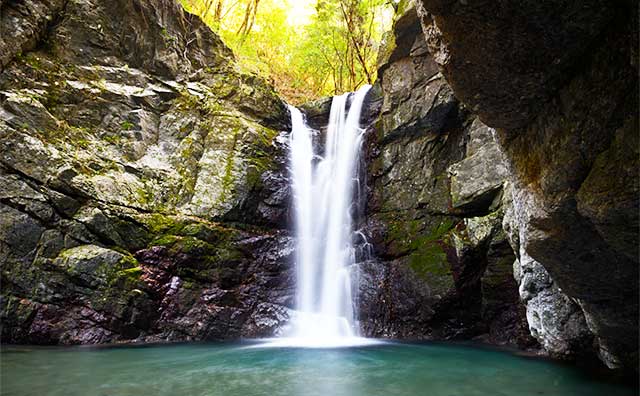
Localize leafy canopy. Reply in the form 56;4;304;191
180;0;396;104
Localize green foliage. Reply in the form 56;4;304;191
180;0;395;103
120;121;135;130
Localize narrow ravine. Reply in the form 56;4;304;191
0;1;637;393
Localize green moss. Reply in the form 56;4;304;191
41;120;92;147
176;89;201;110
6;296;36;322
218;142;237;205
245;145;275;187
384;217;421;252
404;220;455;293
141;213;186;235
103;134;123;145
149;222;243;278
151;234;181;247
179;122;193;137
116;266;143;281
121;121;135;130
92;262;148;314
182;280;194;289
92;78;108;92
137;213;237;245
160;27;177;46
23;53;44;71
102;254;144;291
411;219;454;248
175;236;214;253
136;186;154;206
245;165;263;189
151;233;241;274
55;247;144;294
117;254;139;270
10;53;76;111
384;216;456;292
395;0;413;20
376;30;397;69
409;244;449;277
179;223;230;242
175;136;201;197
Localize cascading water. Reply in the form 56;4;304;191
268;85;376;348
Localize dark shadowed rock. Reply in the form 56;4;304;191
416;0;639;370
299;96;333;130
0;0;67;70
415;0;616;130
361;2;533;348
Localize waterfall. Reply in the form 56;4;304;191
278;85;374;347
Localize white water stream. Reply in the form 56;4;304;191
267;85;376;348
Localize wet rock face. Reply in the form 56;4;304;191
0;0;294;344
417;0;638;369
514;253;594;359
358;2;534;348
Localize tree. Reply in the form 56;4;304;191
180;0;393;103
297;0;389;96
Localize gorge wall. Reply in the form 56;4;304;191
0;0;637;374
0;0;295;344
356;4;534;348
305;0;638;371
413;0;639;370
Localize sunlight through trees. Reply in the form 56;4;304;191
180;0;395;103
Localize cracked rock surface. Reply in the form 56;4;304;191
0;0;294;344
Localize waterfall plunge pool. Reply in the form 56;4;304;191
1;341;636;396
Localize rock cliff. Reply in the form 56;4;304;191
0;0;294;344
415;0;639;370
355;2;534;348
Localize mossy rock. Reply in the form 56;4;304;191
138;213;238;245
383;216;457;297
406;220;456;296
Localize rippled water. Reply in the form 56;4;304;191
1;342;636;396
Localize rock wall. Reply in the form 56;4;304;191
354;3;534;348
415;0;639;370
0;0;294;344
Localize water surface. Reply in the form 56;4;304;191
1;342;636;396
